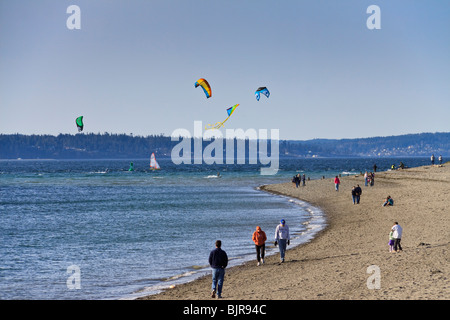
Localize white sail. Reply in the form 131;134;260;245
150;153;161;170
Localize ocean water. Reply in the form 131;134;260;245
0;157;429;299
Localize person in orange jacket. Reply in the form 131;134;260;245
252;226;267;266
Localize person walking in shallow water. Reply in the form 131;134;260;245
274;219;290;263
209;240;228;298
252;226;267;266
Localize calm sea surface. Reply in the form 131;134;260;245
0;157;429;299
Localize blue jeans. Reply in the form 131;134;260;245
278;239;287;260
211;268;225;297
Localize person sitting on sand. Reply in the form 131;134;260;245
383;196;394;207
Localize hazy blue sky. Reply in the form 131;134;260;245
1;0;449;140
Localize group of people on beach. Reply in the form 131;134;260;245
208;158;445;298
431;154;443;166
292;173;306;188
209;219;290;299
364;171;375;186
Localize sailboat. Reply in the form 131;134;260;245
150;153;161;170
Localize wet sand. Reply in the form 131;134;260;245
140;164;449;300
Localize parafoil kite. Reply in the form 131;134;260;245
255;87;270;101
205;104;239;130
76;116;84;132
195;78;212;99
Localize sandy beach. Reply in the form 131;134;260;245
140;164;449;300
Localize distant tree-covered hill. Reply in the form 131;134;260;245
0;132;449;159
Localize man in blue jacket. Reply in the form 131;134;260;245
209;240;228;299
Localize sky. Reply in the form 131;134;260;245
1;0;449;140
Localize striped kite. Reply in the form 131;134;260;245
205;104;239;130
195;78;212;99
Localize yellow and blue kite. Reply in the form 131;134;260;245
205;104;239;130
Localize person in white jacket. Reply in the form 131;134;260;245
391;222;403;252
274;219;290;263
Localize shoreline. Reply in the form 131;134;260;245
139;164;449;300
130;191;327;300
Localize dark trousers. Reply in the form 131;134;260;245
255;244;265;262
394;238;402;251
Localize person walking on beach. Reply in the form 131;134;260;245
252;226;267;266
370;172;375;186
296;174;301;188
292;174;300;188
388;231;395;252
354;184;362;204
334;176;340;191
439;155;443;165
209;240;228;298
431;154;435;165
302;174;306;186
274;219;290;263
351;186;357;204
391;222;403;252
